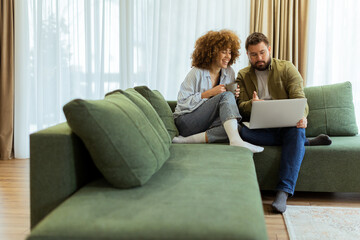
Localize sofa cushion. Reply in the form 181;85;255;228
27;144;267;240
134;86;179;139
106;88;171;147
304;81;358;137
63;92;170;188
254;136;360;192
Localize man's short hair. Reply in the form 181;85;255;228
245;32;269;51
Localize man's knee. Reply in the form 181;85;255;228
285;127;306;139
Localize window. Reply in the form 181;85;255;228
15;0;251;158
307;0;360;128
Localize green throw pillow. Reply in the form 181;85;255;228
134;86;179;139
106;88;171;147
63;92;170;188
304;81;358;137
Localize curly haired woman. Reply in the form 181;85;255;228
172;29;264;153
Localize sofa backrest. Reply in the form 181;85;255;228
169;81;358;137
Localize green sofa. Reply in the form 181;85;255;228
27;82;359;240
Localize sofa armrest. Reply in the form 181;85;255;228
30;122;99;228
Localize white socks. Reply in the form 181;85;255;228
223;119;264;153
172;119;264;153
172;132;206;144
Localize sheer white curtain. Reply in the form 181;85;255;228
307;0;360;129
14;0;250;158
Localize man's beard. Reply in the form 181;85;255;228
251;58;271;71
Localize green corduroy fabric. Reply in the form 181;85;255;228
253;136;360;192
106;88;172;147
304;81;358;137
167;100;177;113
134;86;179;139
63;93;170;189
27;144;267;240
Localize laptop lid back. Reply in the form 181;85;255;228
246;98;307;129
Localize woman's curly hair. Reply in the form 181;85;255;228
191;29;241;69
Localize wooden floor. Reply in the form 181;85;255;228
0;159;359;240
262;191;360;239
0;159;30;240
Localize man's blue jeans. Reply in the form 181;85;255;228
240;126;309;195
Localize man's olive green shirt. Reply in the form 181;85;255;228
236;58;309;120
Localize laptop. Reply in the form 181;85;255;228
242;98;307;129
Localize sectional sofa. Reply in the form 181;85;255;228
27;81;359;240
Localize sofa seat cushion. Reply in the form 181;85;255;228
63;92;170;189
28;144;267;240
254;136;360;192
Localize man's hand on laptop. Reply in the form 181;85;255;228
252;91;264;102
297;117;308;128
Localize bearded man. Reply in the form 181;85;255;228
236;32;332;213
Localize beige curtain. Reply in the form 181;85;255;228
0;0;14;160
250;0;309;84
